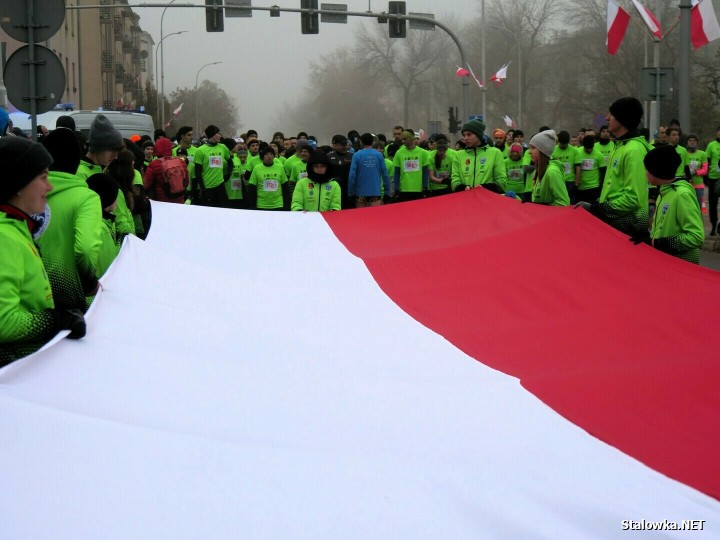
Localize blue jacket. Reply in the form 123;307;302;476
348;147;390;198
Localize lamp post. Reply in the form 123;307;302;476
489;24;522;130
155;30;187;126
195;62;222;138
159;0;179;128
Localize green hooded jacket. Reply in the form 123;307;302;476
597;134;651;235
651;180;704;264
36;171;103;311
0;210;58;365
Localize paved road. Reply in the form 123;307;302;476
700;250;720;271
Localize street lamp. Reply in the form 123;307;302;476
155;30;187;126
195;62;222;138
489;24;522;130
159;0;179;128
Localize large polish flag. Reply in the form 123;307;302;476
1;192;719;538
692;0;720;48
631;0;663;39
607;0;631;54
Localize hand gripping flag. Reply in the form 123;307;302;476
691;0;720;48
607;0;631;54
630;0;663;39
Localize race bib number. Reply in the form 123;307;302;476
403;159;420;173
209;155;223;168
188;155;194;164
604;155;609;166
263;179;279;192
581;159;594;171
563;162;571;174
299;171;308;179
508;169;522;180
231;178;243;191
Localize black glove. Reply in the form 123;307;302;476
629;232;651;245
54;309;87;339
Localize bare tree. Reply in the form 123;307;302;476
168;81;238;137
353;20;454;127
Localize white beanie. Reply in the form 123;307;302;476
529;129;557;158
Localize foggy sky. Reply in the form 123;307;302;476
129;0;480;139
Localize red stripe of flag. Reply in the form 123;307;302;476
607;0;631;55
324;189;720;499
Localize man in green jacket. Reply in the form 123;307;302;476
451;119;507;194
75;114;134;235
644;145;704;264
0;137;86;366
705;125;720;235
578;97;651;237
193;124;231;207
38;128;104;311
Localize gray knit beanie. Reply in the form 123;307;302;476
529;129;557;157
88;114;124;153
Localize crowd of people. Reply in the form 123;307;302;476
0;96;717;366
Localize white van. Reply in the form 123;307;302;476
9;109;155;139
70;110;155;140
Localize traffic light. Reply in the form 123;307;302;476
205;0;224;32
301;0;319;34
448;107;461;134
388;1;406;38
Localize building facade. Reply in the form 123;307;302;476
1;0;153;112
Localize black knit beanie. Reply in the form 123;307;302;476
205;125;221;139
644;145;681;181
86;173;120;209
0;137;53;203
42;127;82;174
306;150;333;183
609;97;643;131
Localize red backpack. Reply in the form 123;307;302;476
158;156;188;197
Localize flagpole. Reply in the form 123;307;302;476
678;0;692;132
481;0;487;124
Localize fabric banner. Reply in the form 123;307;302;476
1;196;718;538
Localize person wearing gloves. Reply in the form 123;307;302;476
451;119;507;194
75;114;135;236
639;145;704;264
291;151;342;212
0;137;86;367
576;97;652;237
37;128;103;312
528;130;570;206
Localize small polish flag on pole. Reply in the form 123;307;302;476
630;0;663;39
691;0;720;49
606;0;631;54
489;63;510;87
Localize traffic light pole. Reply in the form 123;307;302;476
69;3;471;125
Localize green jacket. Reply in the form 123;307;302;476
36;171;103;311
651;180;704;264
0;210;58;365
291;178;341;212
706;139;720;180
597;133;651;236
451;145;507;192
75;157;135;235
96;212;122;277
531;160;570;206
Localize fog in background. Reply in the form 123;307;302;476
129;0;480;139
